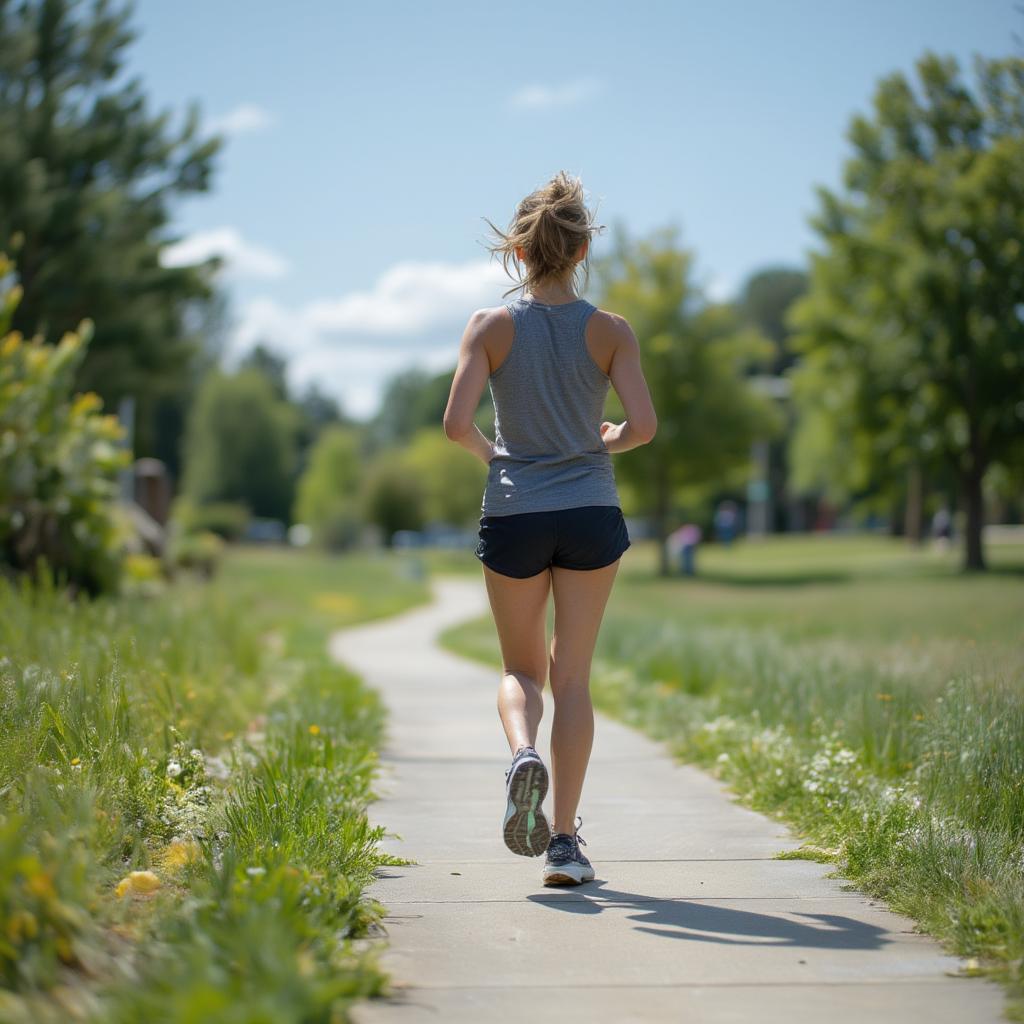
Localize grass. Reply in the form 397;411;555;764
0;544;431;1023
437;533;1024;1018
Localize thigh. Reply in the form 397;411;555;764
482;562;552;687
549;559;620;688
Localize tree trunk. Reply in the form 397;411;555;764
962;461;986;572
654;466;672;577
904;462;924;544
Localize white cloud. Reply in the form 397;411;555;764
161;227;289;280
227;257;516;419
205;103;275;137
304;260;509;335
509;78;603;112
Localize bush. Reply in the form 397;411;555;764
0;254;130;595
170;496;251;542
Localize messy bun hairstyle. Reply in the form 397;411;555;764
483;170;604;300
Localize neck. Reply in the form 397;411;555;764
525;280;578;304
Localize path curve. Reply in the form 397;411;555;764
329;575;1004;1024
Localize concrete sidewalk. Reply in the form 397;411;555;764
328;576;1004;1024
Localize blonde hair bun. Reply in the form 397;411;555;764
483;170;605;299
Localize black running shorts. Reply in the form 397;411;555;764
475;505;631;579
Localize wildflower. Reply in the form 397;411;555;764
875;693;893;702
70;757;80;766
308;724;321;736
166;760;182;778
162;839;202;869
115;870;161;898
246;866;267;878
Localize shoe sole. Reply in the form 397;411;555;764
542;863;595;886
502;758;550;857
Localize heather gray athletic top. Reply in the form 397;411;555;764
480;295;622;516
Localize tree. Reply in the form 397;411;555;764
368;366;492;453
239;343;289;402
293;425;364;550
738;267;808;375
789;52;1024;570
180;369;297;522
360;450;426;546
402;427;487;527
0;0;224;462
592;223;779;575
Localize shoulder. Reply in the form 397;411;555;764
462;304;514;348
464;304;513;335
586;307;637;351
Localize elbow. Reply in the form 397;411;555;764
443;416;469;441
634;417;658;445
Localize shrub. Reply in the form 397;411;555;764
0;254;130;595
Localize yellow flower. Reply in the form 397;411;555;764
308;724;321;736
162;839;201;870
115;870;161;898
7;910;38;942
71;391;102;416
875;693;893;702
26;871;55;900
70;757;81;766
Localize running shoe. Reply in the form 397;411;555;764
542;816;595;885
502;745;550;857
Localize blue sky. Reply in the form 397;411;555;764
130;0;1020;419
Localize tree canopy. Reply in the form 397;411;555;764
592;223;779;574
0;0;224;459
789;52;1024;569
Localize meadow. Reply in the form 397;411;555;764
0;547;429;1023
437;533;1024;1017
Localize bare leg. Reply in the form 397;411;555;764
481;563;552;754
548;559;620;834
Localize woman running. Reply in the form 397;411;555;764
443;170;657;885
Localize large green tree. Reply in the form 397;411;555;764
0;0;224;462
592;223;779;575
180;369;298;522
402;427;487;527
293;425;364;550
789;52;1024;570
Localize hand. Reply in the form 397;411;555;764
600;421;622;448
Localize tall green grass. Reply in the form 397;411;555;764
0;547;430;1023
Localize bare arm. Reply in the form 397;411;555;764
443;309;497;466
600;314;657;453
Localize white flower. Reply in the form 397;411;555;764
166;760;182;778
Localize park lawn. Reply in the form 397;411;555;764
0;545;430;1024
438;533;1024;1019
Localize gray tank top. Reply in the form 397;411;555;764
480;295;622;516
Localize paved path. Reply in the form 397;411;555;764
329;576;1004;1024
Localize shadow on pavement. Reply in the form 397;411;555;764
528;882;889;950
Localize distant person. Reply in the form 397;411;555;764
714;500;739;547
931;506;953;551
669;522;702;575
443;171;658;886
